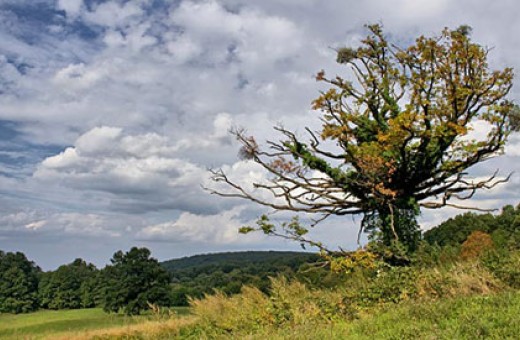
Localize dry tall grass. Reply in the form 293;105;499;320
52;316;197;340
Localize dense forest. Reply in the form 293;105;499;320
0;248;319;314
162;251;319;305
0;203;519;315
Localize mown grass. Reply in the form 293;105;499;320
0;307;190;340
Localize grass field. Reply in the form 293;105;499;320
0;307;190;340
1;292;519;339
262;290;520;339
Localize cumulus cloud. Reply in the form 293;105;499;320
0;210;121;238
137;206;263;244
83;1;144;28
34;126;214;214
57;0;84;19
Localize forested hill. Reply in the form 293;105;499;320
160;251;320;306
423;203;520;247
161;251;319;272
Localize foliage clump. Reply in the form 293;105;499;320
102;247;171;315
0;251;40;314
38;258;100;310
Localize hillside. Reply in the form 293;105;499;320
161;250;319;272
160;251;320;305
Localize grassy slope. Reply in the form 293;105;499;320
262;291;520;340
0;308;189;340
1;292;518;339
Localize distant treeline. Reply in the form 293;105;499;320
0;247;172;315
0;247;319;314
424;203;520;248
162;251;319;305
1;203;518;314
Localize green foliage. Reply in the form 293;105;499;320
182;253;514;338
412;241;460;268
424;203;520;250
162;251;319;306
0;251;40;314
38;258;100;310
482;249;520;289
102;247;171;315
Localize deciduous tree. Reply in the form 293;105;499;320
101;247;171;315
0;251;40;313
209;25;515;254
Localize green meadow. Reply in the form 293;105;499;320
0;307;190;340
2;292;518;339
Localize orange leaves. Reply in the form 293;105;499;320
315;69;325;81
237;135;258;160
460;231;495;261
446;122;468;136
354;144;398;201
268;157;299;174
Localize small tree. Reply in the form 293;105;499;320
209;25;515;254
102;247;171;315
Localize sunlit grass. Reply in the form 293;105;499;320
0;307;190;340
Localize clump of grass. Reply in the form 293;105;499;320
482;249;520;288
416;261;502;299
54;316;197;340
187;277;355;337
347;290;520;339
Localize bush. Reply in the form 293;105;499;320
460;231;494;261
482;250;520;289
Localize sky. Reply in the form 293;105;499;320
0;0;519;270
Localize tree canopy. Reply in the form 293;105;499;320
209;25;515;254
0;251;40;313
38;258;100;310
102;247;171;315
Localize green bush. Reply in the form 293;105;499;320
482;250;520;288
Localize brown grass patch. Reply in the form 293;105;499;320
50;316;197;340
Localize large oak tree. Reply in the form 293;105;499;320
209;25;515;254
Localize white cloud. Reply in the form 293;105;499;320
83;1;144;28
33;125;238;215
505;134;520;157
0;210;121;237
57;0;84;18
137;206;262;244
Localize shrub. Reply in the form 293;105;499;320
482;250;520;289
460;231;494;260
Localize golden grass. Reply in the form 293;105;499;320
51;316;198;340
416;261;503;299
